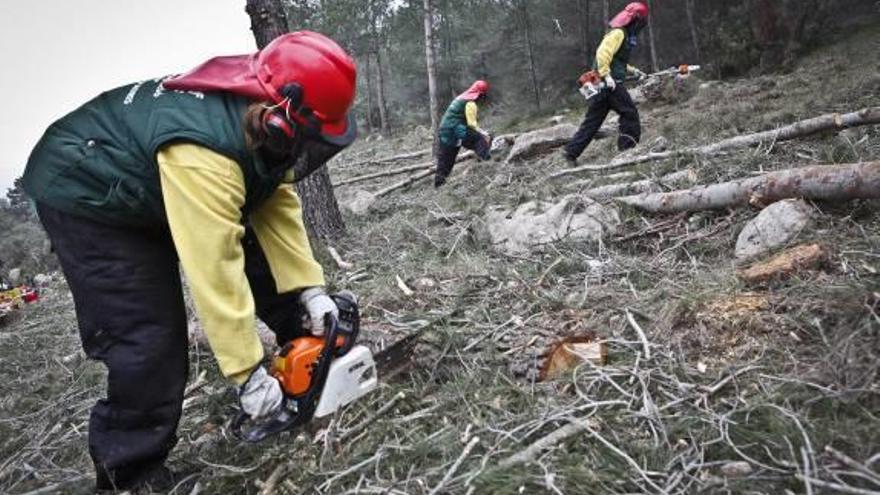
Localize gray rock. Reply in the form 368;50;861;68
486;195;620;255
506;124;578;163
341;189;377;216
8;268;21;285
735;199;812;260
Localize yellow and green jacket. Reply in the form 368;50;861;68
438;99;481;147
595;28;640;83
23;78;324;383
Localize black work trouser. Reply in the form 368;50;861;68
36;203;304;489
435;129;491;183
564;84;641;159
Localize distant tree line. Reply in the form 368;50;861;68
282;0;870;134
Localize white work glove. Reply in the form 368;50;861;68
300;287;339;336
604;75;617;91
633;68;648;81
238;366;283;419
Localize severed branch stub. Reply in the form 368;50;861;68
327;246;354;270
497;419;592;468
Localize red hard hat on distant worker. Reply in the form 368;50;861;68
457;80;489;101
165;31;357;142
609;2;649;29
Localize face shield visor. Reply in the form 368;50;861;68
289;113;357;181
258;104;357;182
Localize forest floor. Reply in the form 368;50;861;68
1;24;879;495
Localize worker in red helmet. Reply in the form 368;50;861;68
563;2;650;163
21;31;356;492
435;80;492;187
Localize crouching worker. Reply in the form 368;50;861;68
21;32;357;492
434;80;492;188
563;2;650;164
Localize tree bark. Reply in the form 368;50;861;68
684;0;701;61
423;0;440;145
245;0;346;240
582;169;697;200
375;48;390;134
616;161;880;213
550;107;880;178
578;0;591;63
601;0;609;32
519;0;541;109
645;0;659;72
364;54;375;134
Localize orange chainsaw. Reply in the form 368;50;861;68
577;64;701;101
232;291;378;442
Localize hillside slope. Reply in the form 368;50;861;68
1;25;878;494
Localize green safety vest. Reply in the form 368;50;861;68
438;98;470;147
23;77;285;227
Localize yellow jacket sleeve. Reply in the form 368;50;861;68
465;101;479;128
250;184;325;293
595;29;626;78
157;143;263;384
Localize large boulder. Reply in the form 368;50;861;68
735;199;812;261
340;189;377;216
506;124;578;163
486;195;620;255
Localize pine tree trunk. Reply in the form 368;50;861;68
364;54;375;135
645;0;659;72
601;0;609;32
376;48;390;134
423;0;440;150
579;0;591;64
685;0;701;61
245;0;346;240
520;0;541;109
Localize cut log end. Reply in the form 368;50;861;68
738;243;831;284
540;334;607;381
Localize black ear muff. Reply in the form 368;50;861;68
264;111;295;139
280;83;304;111
261;109;298;166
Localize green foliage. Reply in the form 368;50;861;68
0;177;57;279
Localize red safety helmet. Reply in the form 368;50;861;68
165;31;356;145
609;2;650;29
457;80;489;101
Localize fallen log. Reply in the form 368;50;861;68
341;148;431;168
616;161;880;213
374;168;435;197
582;169;696;200
335;148;486;188
334;161;433;187
551;107;880;178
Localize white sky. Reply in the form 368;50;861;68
0;1;258;193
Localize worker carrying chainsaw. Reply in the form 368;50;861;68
435;80;492;188
562;2;650;164
22;32;357;492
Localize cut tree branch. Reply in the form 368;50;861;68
551;107;880;178
616;161;880;213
